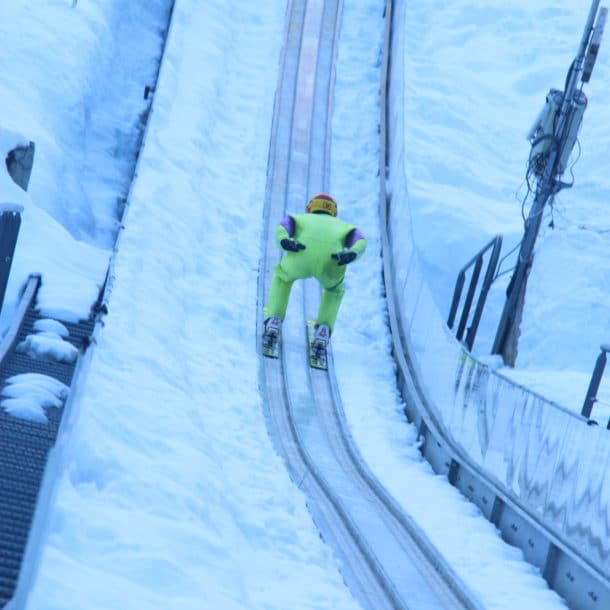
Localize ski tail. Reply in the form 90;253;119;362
307;319;328;370
262;318;281;359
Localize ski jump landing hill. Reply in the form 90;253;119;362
0;1;606;609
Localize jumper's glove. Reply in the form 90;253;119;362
280;238;306;252
331;251;357;266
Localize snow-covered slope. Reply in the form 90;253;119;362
0;0;601;608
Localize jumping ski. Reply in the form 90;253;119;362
262;317;282;359
307;319;329;370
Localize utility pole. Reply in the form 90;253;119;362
492;1;607;366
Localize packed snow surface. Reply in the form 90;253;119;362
0;0;604;608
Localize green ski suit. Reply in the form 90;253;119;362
264;212;366;330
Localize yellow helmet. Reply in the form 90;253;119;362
306;193;338;217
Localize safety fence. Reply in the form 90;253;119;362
382;1;610;608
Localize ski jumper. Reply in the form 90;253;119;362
264;212;366;330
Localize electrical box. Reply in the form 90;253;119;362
527;88;587;177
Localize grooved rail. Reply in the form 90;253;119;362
258;1;483;608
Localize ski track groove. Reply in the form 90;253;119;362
258;1;483;609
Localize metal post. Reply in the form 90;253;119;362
492;0;605;366
465;235;502;351
456;257;482;342
491;165;555;364
447;271;465;330
0;210;22;315
582;344;610;419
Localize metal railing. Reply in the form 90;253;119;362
382;0;610;606
0;208;22;315
447;235;502;351
581;343;610;427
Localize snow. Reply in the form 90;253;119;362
0;0;604;608
17;331;77;365
1;374;69;425
401;1;610;425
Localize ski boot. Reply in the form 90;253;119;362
262;316;282;358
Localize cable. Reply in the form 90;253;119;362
493;238;522;282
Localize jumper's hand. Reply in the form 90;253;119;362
281;239;306;252
331;251;357;266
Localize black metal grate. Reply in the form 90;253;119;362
0;280;95;607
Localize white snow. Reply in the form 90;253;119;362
401;1;610;425
17;332;77;365
0;0;604;608
33;319;70;338
1;374;69;425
